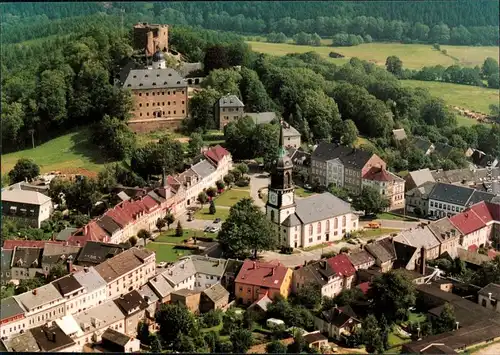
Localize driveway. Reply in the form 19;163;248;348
249;172;270;211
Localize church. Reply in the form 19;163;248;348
266;126;360;249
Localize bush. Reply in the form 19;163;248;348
202;309;222;328
280;246;293;254
321;251;337;259
235;177;250;187
329;51;345;58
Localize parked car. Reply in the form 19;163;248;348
209;226;221;233
366;221;381;229
428;215;438;221
213;218;221;224
158;262;167;268
204;225;212;232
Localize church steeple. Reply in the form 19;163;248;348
270;121;293;190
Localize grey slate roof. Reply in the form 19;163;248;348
347;250;375;267
294;260;337;286
55;227;78;241
478;283;500;300
246;112;277;125
428;182;474;205
287;148;311;167
162;258;197;286
218;94;244;108
413;137;433;152
97;215;123;235
72;267;107;292
433;142;454;158
1;189;51;205
293;192;353;225
11;247;43;268
393;226;441;250
312;143;373;169
74;300;125;335
191;159;217;179
406;181;436;198
427;218;462;242
191;256;228;277
138;284;160;304
102;328;133;347
466;190;496;206
123;68;187;90
0;297;24;321
2;330;40;352
178;62;203;77
148;273;174;298
407;168;435;188
52;274;84;297
41;244;81;265
202;283;229;303
365;238;396;263
15;283;63;311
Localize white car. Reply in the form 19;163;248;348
158;262;167;268
209;226;221;233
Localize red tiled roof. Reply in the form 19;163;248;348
67;220;110;246
363;167;395;182
235;260;290;289
204;145;230;165
468;244;478;252
2;240;65;250
486;202;500;221
449;210;486;235
357;282;371;295
327;254;356;277
469;201;495;224
142;195;160;211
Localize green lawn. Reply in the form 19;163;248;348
246;41;498;69
407;312;427;324
1;128;111;175
215;189;250;207
155;229;216;243
295;187;316;198
146;243;195;262
194;206;230;221
376;213;417;222
359;228;399;239
400;80;499;116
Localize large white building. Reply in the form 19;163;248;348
266;126;360;248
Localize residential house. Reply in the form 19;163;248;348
327;254;357;290
0;326;40;352
54;227;78;242
365;238;396;272
310;143;386;193
52;274;86;314
1;297;26;339
98;328;141;353
114;290;149;336
73;300;126;346
148;273;174;303
71;267;108;314
292;260;343;298
404;168;435;192
215;94;244;130
405;181;436;216
413;137;434;156
202;145;233;178
191;256;229;291
75;241;128;267
175;168;201;207
303;331;329;350
94;247;156;299
161;257;197;291
433;142;454;159
1;189;53;228
427;218;462;258
314;305;361;340
41;244;81;274
234;260;293;305
29;322;79;352
347;250;375;271
282;122;301;149
1;250;13;285
449;208;491;250
220;259;244;296
286;147;311;183
431;167;500;186
470;149;499;168
137;284;160;318
392;128;407;141
170;289;201;313
200;283;230;313
393;226;442;263
362;167;405;211
10;247;44;280
478;283;500;313
248;294;273;316
14;283;66;329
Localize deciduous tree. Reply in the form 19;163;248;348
8;158;40;183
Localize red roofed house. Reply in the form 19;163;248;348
2;240;65;250
470;201;500;249
68;220;112;246
235;260;293;305
203;145;232;175
327;254;357;290
362;167;405;211
449;208;489;250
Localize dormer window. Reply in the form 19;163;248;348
152;82;156;86
168;73;172;77
127;84;131;87
139;83;143;87
164;81;168;85
145;74;149;78
133;75;137;78
176;81;180;84
156;74;160;77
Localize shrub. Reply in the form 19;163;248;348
329;51;345;58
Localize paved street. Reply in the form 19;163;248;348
249;172;269;211
359;219;421;230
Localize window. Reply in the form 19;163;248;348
309;225;313;236
317;222;321;234
174;110;176;114
342;216;346;227
139;93;142;96
334;218;338;229
152;92;155;96
139;103;142;107
182;110;185;114
326;220;330;231
146;103;149;107
168;101;171;105
146;93;149;96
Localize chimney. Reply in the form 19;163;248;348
33;289;37;295
253;261;256;270
446;231;450;239
46;330;56;342
420;246;426;275
451;229;456;236
272;267;275;276
67;258;73;274
489;292;492;300
84;267;89;273
162;167;166;187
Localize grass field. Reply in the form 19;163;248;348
146;243;194;262
295;187;316;198
376;212;418;222
246;41;498;69
400;80;499;115
195;206;230;221
215;189;250;207
1;128;112;176
154;229;216;243
359;228;399;239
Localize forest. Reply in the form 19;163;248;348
1;1;498;46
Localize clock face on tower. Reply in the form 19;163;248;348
283;194;292;205
269;191;278;205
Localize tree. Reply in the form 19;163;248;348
482;57;499;78
235;163;249;175
362;314;384;353
385;56;403;77
176;221;184;237
187;132;204;158
155;303;196;344
137;320;150;344
197;191;209;208
474;256;500;287
156;218;166;232
149;333;163;352
206;187;217;199
187;88;221;131
8;158;40;183
488;73;499;89
15;276;45;295
131;137;185;179
223;172;235;187
239;68;274;113
209;200;216;215
203;68;242;96
129;236;138;247
218;198;278;259
92;115;136;160
327;184;351;202
331;288;366;309
204;45;230;74
432;302;456;333
371;270;417;324
340;119;359;147
137;229;152;246
64;176;101;215
164;212;175;229
295;283;322;310
216;180;225;192
47;263;69;282
266;340;288;354
380;315;390;350
287;331;306;353
352;185;390;215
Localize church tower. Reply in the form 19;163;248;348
152;47;166;69
266;122;296;239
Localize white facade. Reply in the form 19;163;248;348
68;268;108;316
429;199;465;218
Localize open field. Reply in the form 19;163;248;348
215;188;250;207
400;80;499;115
146;243;194;262
1;128;112;176
359;228;399;239
246;41;498;69
154;229;216;243
194;206;230;221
